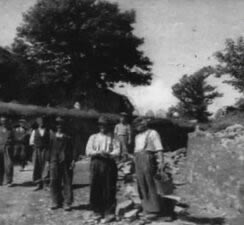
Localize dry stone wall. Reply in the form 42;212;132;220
186;124;244;217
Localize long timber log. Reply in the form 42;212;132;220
0;101;120;121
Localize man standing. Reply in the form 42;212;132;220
133;117;165;221
0;117;14;187
30;116;51;191
86;116;121;223
49;117;75;211
13;119;28;171
114;112;132;157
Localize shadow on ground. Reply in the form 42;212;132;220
71;204;90;210
181;215;225;225
12;181;35;187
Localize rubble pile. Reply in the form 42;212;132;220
164;148;187;185
115;152;188;222
185;124;244;217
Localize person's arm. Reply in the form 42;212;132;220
69;136;76;169
29;130;35;146
85;135;97;156
127;125;132;145
114;124;118;137
151;130;164;168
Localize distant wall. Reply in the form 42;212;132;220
185;130;244;216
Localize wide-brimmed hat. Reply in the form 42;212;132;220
120;112;128;117
98;116;111;125
19;118;27;123
133;117;148;127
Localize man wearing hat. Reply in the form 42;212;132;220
114;112;132;157
86;116;121;223
133;116;165;221
13;119;28;171
30;116;51;191
49;117;75;211
0;116;14;187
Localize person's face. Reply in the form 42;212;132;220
56;125;63;133
19;122;24;128
99;124;109;134
37;119;44;128
135;122;147;133
1;120;7;127
120;116;126;124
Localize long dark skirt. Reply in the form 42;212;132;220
90;156;117;215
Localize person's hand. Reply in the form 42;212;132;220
157;161;164;173
101;152;110;158
69;160;75;170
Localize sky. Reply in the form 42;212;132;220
0;0;244;114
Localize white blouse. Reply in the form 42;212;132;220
86;132;121;156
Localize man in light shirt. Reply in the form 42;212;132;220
133;117;164;221
86;116;121;223
30;116;51;191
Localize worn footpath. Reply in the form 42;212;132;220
0;162;233;225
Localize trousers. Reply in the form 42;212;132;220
0;146;14;184
32;147;49;186
50;162;73;206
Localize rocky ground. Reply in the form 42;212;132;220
0;161;235;225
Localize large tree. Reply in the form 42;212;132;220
172;67;222;122
0;47;28;101
215;37;244;92
12;0;152;100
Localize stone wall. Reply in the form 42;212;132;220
185;125;244;217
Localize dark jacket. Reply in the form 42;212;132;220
0;126;14;151
34;129;50;149
50;134;74;165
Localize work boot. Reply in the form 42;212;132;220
33;184;43;191
7;183;14;187
101;214;116;224
63;204;72;211
50;204;60;210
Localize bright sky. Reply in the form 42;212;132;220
0;0;243;114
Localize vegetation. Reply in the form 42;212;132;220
171;67;222;122
215;37;244;93
11;0;152;105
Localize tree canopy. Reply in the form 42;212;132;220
171;67;222;122
12;0;152;101
0;47;28;102
215;37;244;93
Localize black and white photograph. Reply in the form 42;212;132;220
0;0;244;224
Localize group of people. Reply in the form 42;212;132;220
86;114;171;222
0;117;30;186
0;112;172;223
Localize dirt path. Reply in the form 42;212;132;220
0;164;92;225
0;164;227;225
